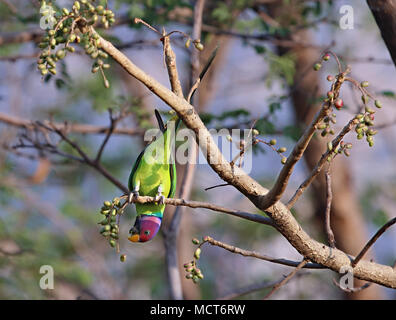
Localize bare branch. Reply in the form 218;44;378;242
332;278;372;293
287;116;360;208
263;259;309;299
112;193;274;228
37;121;130;193
0;111;142;136
352;217;396;267
325;167;336;248
201;236;322;269
162;33;184;98
258;102;330;209
261;66;353;210
218;271;309;300
94;109;122;164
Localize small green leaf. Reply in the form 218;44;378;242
379;90;395;98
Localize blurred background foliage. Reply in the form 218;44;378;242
0;0;395;299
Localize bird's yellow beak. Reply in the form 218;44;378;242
128;234;140;242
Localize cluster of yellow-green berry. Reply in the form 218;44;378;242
326;140;353;161
269;139;287;164
354;108;378;147
98;197;123;249
183;238;205;284
318;113;337;138
37;1;115;87
226;128;288;165
250;135;288;165
354;80;381;147
314;52;383;152
85;32;111;87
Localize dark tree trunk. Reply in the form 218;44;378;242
367;0;396;67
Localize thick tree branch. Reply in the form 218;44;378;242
95;30;396;289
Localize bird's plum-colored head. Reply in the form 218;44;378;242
128;215;162;243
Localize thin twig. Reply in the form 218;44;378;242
218;271;309;300
204;183;230;191
122;193;274;227
263;259;309;299
94;109;120;163
287;116;360;208
263;65;354;211
187;45;218;103
325;166;336;248
133;18;160;34
352;217;396;267
0;111;142;136
46;122;129;193
202;236;322;269
259;101;331;210
332;278;372;293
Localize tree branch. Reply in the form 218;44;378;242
258;101;331;209
202;236;323;269
352;217;396;267
94;109;122;164
325;167;336;248
263;259;308;299
0;111;142;136
95;29;396;289
287;116;360;208
218;271;309;300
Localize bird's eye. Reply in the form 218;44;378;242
144;230;151;235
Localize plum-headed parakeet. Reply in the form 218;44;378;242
127;110;180;243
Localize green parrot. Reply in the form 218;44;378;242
127;46;218;243
128;110;180;243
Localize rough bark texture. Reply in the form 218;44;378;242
367;0;396;67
